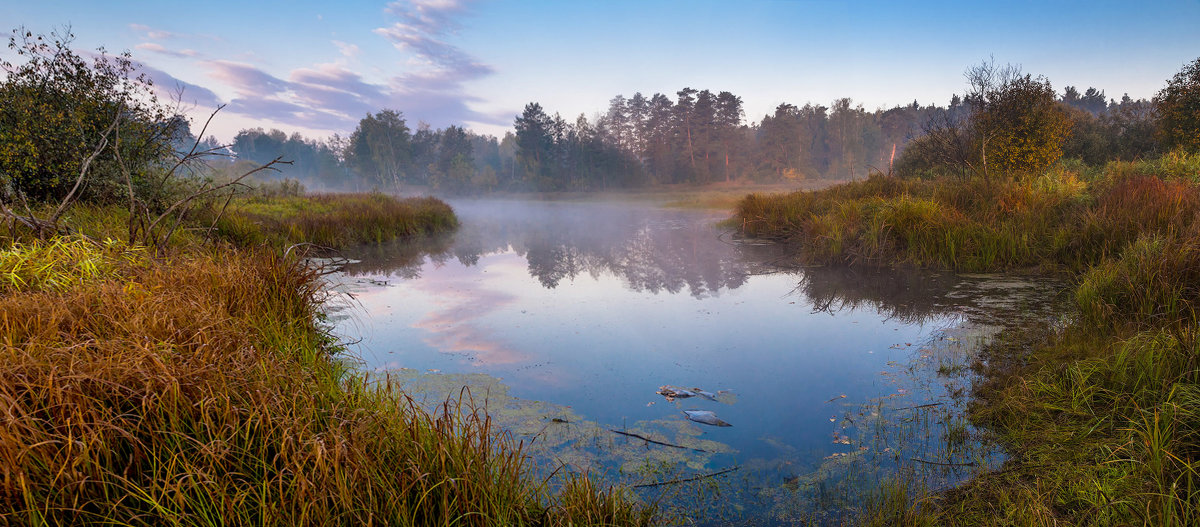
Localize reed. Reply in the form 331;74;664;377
1076;229;1200;329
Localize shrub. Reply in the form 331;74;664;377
0;27;179;203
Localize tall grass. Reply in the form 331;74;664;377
736;153;1200;273
0;239;653;525
204;193;458;249
931;328;1200;526
1076;229;1200;329
0;236;145;291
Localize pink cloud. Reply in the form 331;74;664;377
128;23;179;41
413;287;530;366
332;40;361;58
122;0;508;138
138;63;222;109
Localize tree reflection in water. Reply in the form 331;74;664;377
341;199;1064;325
344;200;777;298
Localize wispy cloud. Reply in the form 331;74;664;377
135;42;199;58
199;60;385;130
373;0;502;126
205;60;293;99
129;23;179;41
126;1;505;137
137;63;223;110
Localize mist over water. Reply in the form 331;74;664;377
330;199;1063;522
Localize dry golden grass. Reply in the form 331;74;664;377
0;240;653;526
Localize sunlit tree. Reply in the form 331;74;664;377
975;73;1072;175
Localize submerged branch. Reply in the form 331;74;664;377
632;466;740;488
609;429;707;452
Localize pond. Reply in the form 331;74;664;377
328;199;1063;524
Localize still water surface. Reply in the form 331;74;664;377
330;199;1060;523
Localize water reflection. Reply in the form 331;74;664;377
346;200;776;298
332;199;1065;524
345;200;1056;328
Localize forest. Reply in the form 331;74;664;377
209;79;1157;194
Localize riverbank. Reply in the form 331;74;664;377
736;154;1200;524
0;193;654;525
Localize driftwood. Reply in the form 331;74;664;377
609;429;707;453
632;466;740;488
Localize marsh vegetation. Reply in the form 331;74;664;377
734;58;1200;525
3;19;1200;527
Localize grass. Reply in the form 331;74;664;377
203;193;458;249
0;236;145;292
735;151;1200;525
0;241;653;525
735;153;1200;273
1;192;655;525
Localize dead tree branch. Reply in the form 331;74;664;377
632;466;740;488
48;106;123;226
610;429;708;453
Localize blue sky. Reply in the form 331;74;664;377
3;0;1198;141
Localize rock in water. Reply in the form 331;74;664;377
683;410;732;427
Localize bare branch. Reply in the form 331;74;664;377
144;156;290;247
49;105;123;225
632;466;740;488
203;189;238;244
161;104;225;188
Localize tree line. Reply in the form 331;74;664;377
215;73;1176;194
3;24;1197;201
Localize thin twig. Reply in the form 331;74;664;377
204;189;237;244
160;104;225;189
609;429;707;452
50;104;122;225
632;466;740;488
145;156;289;247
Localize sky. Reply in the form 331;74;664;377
3;0;1198;142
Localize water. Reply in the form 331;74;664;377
328;199;1063;524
